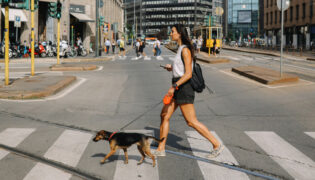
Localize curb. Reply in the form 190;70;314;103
50;64;98;71
232;66;299;85
223;47;308;61
0;76;76;99
196;57;230;64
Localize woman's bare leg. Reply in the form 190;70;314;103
156;100;178;151
180;104;220;149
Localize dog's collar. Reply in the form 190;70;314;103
108;131;117;141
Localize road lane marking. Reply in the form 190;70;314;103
43;129;92;166
0;128;35;160
24;130;91;179
245;131;315;180
185;131;250;180
113;130;159;180
305;132;315;140
23;163;71;180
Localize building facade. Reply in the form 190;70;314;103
124;0;223;38
0;0;124;51
264;0;315;49
227;0;259;41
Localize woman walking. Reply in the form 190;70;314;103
153;24;223;158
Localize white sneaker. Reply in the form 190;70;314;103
144;56;150;60
119;56;122;58
207;145;224;158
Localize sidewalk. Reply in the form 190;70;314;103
223;46;315;61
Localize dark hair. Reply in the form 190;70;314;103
173;24;195;59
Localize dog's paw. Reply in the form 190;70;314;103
124;161;128;164
100;160;106;164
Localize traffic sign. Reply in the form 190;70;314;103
277;0;290;11
14;15;21;27
215;7;224;16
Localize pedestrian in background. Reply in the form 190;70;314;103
140;39;150;60
135;38;140;58
212;38;217;57
112;39;116;54
197;35;203;53
192;36;197;51
155;37;162;60
105;39;111;54
119;37;126;58
153;24;223;158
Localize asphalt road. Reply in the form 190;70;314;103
0;46;315;180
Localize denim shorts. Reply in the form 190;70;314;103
172;77;195;104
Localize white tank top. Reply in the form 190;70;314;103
172;45;193;78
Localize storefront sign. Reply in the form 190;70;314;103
70;4;85;14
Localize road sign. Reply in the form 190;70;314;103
14;15;21;27
277;0;290;11
215;7;224;16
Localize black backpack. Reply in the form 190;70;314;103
181;51;205;93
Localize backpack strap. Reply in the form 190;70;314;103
180;46;196;71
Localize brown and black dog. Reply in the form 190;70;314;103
93;130;164;167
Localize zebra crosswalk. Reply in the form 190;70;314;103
0;128;314;180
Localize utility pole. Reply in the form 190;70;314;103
4;3;9;85
56;1;62;64
95;0;99;57
31;0;35;75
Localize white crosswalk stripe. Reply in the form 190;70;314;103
1;128;315;180
0;128;35;160
245;131;315;180
186;131;250;180
23;163;71;180
305;132;315;140
113;130;159;180
25;130;92;179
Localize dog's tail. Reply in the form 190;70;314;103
146;136;165;142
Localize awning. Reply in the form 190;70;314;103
70;12;94;22
1;8;28;22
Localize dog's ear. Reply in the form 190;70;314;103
100;130;110;139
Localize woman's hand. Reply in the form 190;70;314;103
165;64;172;71
167;87;175;96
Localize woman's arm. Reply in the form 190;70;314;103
174;47;193;87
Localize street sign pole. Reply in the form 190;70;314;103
95;0;99;57
280;1;284;77
277;0;290;77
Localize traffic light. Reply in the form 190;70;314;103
99;16;105;26
48;2;57;18
56;1;62;19
0;0;9;5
